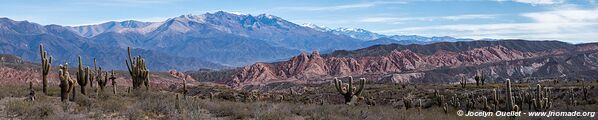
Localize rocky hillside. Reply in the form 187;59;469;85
216;40;598;88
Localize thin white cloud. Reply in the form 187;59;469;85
361;17;405;22
361;14;497;23
375;8;598;43
277;1;406;11
442;14;497;20
496;0;564;5
514;0;564;5
522;8;598;23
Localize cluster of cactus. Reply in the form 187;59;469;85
76;56;90;95
434;90;444;107
475;70;485;86
125;47;150;90
39;44;123;97
569;88;577;107
39;44;52;95
531;84;552;111
333;76;365;105
523;91;533;111
464;94;476;112
482;96;491;112
97;71;109;92
492;89;499;112
449;94;461;108
432;90;449;113
91;59;107;92
460;76;467;88
58;64;75;102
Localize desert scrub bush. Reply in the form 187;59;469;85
5;99;32;117
5;99;56;119
29;101;56;119
0;85;28;99
96;94;128;113
133;91;177;117
126;107;146;120
197;100;253;119
190;98;433;120
251;102;294;120
72;92;93;112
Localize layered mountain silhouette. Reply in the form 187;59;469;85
2;11;462;71
188;40;598;88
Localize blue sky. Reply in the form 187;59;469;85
1;0;597;43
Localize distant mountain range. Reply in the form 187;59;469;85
302;23;475;44
1;11;482;71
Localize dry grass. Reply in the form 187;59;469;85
0;80;597;120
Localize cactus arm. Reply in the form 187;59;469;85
48;56;52;70
347;76;353;95
506;79;513;111
125;60;133;76
77;56;82;83
39;44;44;59
354;78;365;95
144;73;150;90
126;47;135;76
334;77;344;94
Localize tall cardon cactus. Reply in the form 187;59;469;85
76;56;90;95
125;47;150;90
58;64;75;102
39;44;52;95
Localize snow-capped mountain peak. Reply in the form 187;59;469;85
302;23;384;40
301;23;472;43
171;14;206;23
301;23;331;31
66;20;161;37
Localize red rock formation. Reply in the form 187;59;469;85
229;63;279;87
226;45;544;87
168;69;195;81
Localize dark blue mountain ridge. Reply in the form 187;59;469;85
1;11;491;71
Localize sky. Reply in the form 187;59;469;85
0;0;597;43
